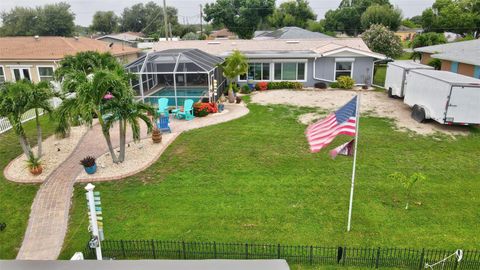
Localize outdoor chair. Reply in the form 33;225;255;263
157;98;170;118
157;115;171;133
173;99;195;121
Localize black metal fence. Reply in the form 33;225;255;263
83;240;480;269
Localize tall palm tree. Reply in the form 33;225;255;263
0;81;35;158
219;50;248;103
103;96;155;163
26;81;55;157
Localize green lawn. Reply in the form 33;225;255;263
60;102;480;259
373;65;386;87
0;117;56;259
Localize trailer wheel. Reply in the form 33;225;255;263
411;105;426;123
387;88;393;98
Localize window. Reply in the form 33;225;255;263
38;66;54;82
273;62;306;81
239;63;270;81
335;61;353;80
0;67;4;84
12;68;31;81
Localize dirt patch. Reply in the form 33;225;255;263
252;90;470;136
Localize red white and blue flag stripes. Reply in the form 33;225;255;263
330;139;355;159
306;96;358;153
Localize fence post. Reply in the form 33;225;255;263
277;244;281;259
151;239;156;259
309;246;313;265
418;248;425;270
245;243;248;259
375;247;381;269
343;247;347;266
182;241;186;259
213;242;217;259
121;240;126;258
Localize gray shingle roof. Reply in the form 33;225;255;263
253;27;331;40
413;39;480;54
431;51;480;66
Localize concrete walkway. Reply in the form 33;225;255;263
16;104;249;260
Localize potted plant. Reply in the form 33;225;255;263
80;156;97;174
219;50;248;103
26;155;43;176
152;128;162;143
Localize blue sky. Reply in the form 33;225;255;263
0;0;435;26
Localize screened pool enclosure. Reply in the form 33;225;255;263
125;49;226;107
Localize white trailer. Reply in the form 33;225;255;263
384;60;433;98
404;69;480;125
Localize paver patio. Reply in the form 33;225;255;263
16;104;249;260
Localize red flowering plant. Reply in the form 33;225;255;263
256;81;268;91
193;102;218;117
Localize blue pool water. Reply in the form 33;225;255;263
145;87;208;106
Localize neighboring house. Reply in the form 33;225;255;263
150;38;386;87
208;28;238;40
96;32;152;48
253;27;331;40
0;36;140;84
414;39;480;78
394;26;422;41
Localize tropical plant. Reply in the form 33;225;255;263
103;96;155;163
26;155;42;175
80;156;96;167
219;50;248;103
410;32;447;60
0;81;35;158
26;81;55;157
389;172;426;210
55;52;130;163
428;58;442;70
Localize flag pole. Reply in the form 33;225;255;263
347;94;360;232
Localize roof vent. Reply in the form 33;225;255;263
34;35;39;40
208;41;221;45
286;40;299;44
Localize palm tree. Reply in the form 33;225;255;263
103;96;155;162
26;81;55;157
219;50;248;103
56;67;129;163
0;81;35;157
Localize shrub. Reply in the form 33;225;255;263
336;76;355;89
266;81;303;90
240;84;252;94
255;81;268;91
194;102;218;117
329;82;340;88
428;58;442;70
314;82;327;89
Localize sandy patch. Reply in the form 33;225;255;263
4;126;88;183
297;112;326;125
77;133;178;182
252;89;470;136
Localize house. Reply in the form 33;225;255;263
253;27;331;40
149;38;386;87
394;26;422;42
208;28;238;40
414;39;480;78
0;36;140;84
96;32;152;48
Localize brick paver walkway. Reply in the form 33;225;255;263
16;104;248;260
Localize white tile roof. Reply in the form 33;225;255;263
431;51;480;66
414;39;480;54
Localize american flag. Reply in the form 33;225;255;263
306;96;358;153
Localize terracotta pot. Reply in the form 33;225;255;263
152;129;162;143
30;166;43;176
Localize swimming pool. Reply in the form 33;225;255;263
145;87;208;106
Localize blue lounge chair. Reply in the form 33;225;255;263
157;98;169;117
157;115;171;133
173;99;195;120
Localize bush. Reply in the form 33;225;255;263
193;102;218;117
336;76;355;89
428;58;442;70
255;82;268;91
329;82;340;88
266;81;303;90
314;82;328;89
240;84;252;94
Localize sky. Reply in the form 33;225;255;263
0;0;435;27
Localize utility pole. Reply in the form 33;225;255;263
163;0;169;40
200;4;203;37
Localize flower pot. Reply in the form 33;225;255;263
29;166;43;176
84;164;97;174
218;104;224;112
